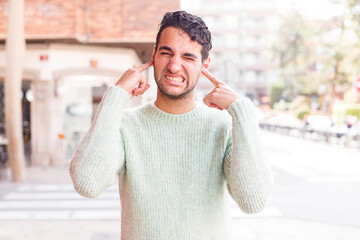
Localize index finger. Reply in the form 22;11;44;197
202;68;222;86
135;60;153;72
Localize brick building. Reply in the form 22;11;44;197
0;0;179;167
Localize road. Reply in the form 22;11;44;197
261;130;360;228
0;130;360;240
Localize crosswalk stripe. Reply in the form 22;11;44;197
0;184;282;220
0;184;122;220
0;210;121;220
17;184;75;191
17;184;118;192
0;200;120;209
3;192;119;200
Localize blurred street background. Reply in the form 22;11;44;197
1;130;360;240
1;0;360;239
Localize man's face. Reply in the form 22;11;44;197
153;27;208;99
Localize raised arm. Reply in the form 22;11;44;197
224;99;273;213
69;60;153;198
202;68;273;214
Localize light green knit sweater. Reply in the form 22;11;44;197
69;86;273;240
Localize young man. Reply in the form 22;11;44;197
70;11;273;240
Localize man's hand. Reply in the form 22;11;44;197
115;60;153;97
202;68;241;110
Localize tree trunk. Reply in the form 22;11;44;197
4;0;26;182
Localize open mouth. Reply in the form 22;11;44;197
165;75;185;83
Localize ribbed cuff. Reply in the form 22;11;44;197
227;98;258;126
103;86;131;110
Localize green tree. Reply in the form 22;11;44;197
271;11;322;99
321;0;360;111
271;1;360;113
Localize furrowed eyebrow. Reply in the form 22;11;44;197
159;46;173;52
159;46;198;59
183;53;198;59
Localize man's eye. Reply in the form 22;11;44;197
185;57;195;61
160;52;171;55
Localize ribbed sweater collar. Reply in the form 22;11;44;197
142;102;205;123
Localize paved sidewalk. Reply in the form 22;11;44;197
0;165;72;185
1;166;360;240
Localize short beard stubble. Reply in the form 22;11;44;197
153;59;202;100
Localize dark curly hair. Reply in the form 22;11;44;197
155;11;212;63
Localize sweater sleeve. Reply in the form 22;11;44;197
69;86;130;198
223;98;274;214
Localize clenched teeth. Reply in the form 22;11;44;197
166;76;184;82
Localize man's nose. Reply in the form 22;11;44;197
167;56;181;73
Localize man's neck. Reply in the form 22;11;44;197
154;91;196;115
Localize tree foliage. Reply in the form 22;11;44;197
271;0;360;107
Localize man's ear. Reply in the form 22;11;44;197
203;57;210;69
152;46;156;61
